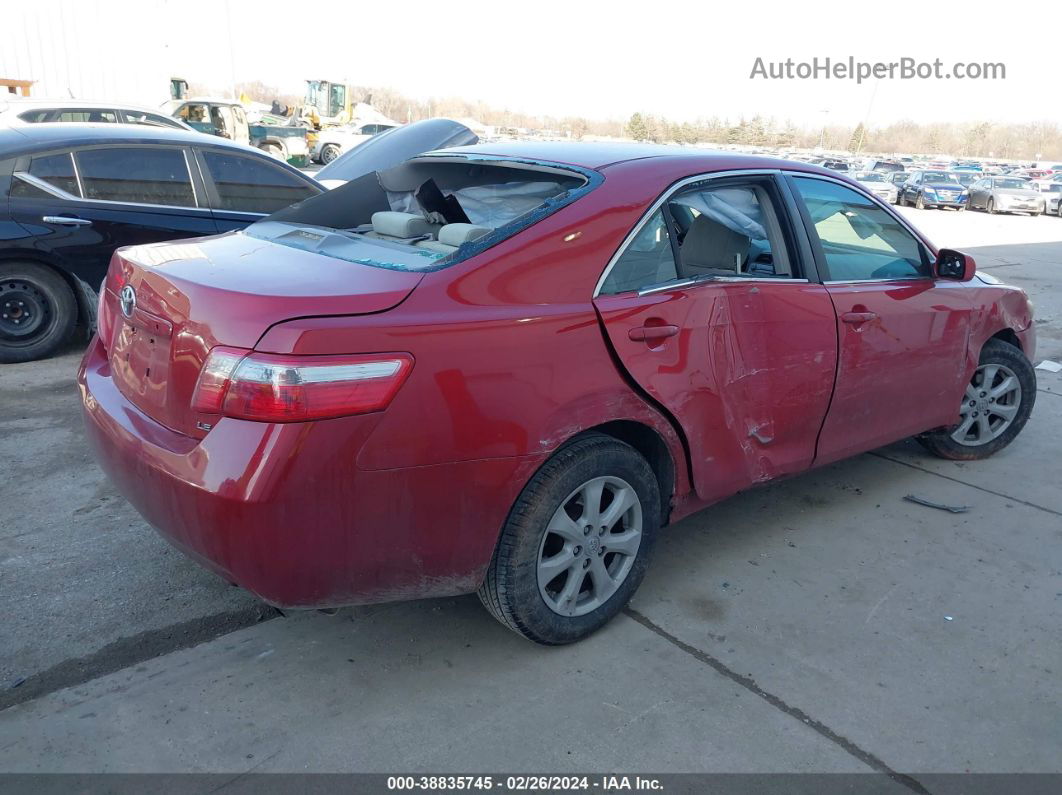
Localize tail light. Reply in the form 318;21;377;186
191;347;413;423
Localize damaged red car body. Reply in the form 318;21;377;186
79;142;1036;644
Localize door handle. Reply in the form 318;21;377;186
43;216;92;226
629;324;679;342
841;311;877;324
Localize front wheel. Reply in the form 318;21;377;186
915;194;926;210
478;434;660;645
917;339;1035;460
988;198;997;214
0;262;77;363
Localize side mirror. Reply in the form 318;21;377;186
936;248;976;281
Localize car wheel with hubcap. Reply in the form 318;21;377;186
987;198;997;214
478;433;660;644
915;194;926;209
0;262;77;364
917;339;1035;460
320;144;341;164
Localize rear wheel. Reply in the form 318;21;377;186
261;143;285;161
0;262;77;363
320;143;341;164
917;339;1035;460
478;434;660;645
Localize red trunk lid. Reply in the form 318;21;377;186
100;231;424;438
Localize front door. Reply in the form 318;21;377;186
787;175;972;464
593;174;838;503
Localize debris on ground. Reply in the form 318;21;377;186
1035;360;1062;373
903;495;971;514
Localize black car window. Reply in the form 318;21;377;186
598;210;677;295
46;109;118;123
12;152;81;197
201;150;317;214
122;110;182;129
792;177;930;281
75;147;196;207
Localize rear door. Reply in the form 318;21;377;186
194;147;321;231
787;174;972;464
7;145;217;288
593;172;838;502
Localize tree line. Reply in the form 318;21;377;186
228;81;1062;160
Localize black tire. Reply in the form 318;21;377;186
0;261;77;364
478;433;661;645
320;144;341;164
917;339;1036;461
988;198;997;215
915;194;925;210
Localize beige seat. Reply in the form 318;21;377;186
679;215;750;277
415;223;492;255
365;211;434;240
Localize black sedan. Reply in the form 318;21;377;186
0;124;323;362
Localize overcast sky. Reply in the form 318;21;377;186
3;0;1059;128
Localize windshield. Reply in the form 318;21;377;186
949;172;977;186
924;171;959;183
250;156;597;272
996;178;1031;190
856;172;886;182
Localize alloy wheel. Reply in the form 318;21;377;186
537;476;642;617
951;363;1022;446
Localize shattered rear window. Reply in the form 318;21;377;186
251;155;602;272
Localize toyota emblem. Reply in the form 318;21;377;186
119;285;136;319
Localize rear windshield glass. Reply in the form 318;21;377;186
248;157;597;272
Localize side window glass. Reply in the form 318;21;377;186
11;152;80;197
177;103;209;124
598;210;677;295
667;183;793;279
56;109;117;123
792;177;929;281
201;150;317;214
75;147;196;207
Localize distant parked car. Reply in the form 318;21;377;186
0;98;193;131
967;176;1045;215
948;170;980;188
0;124;322;362
1042;183;1062;216
311;122;397;164
860;158;904;173
162;97;310;165
851;171;898;203
898;170;968;210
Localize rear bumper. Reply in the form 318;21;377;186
78;337;544;608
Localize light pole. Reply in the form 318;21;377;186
817;110;830;150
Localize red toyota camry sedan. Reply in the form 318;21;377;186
79;142;1036;644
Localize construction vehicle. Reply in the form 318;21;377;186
304;79;355;127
